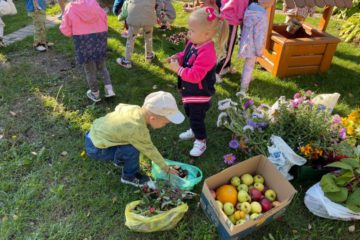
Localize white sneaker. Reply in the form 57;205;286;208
104;86;116;98
179;129;194;140
35;44;47;52
189;139;207;157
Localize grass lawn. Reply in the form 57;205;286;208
0;1;359;239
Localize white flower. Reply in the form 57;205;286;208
218;98;238;110
235;91;247;98
216;112;228;127
252;111;264;119
243;125;254;132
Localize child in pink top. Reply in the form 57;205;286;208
168;7;229;157
60;0;115;103
216;0;249;82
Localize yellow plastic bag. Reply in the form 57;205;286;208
125;200;188;232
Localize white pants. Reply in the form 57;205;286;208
0;17;4;38
241;57;256;92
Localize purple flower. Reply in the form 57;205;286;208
246;119;257;128
229;139;240;149
257;122;268;129
223;153;236;165
293;93;301;99
290;100;299;108
244;99;254;109
333;114;342;124
339;128;347;140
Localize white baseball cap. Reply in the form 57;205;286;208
143;91;185;124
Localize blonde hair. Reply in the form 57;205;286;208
189;7;229;56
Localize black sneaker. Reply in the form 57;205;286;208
121;172;150;187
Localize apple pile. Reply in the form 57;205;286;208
212;173;281;225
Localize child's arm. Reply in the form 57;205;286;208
112;0;125;15
59;10;72;37
175;48;216;84
131;130;178;175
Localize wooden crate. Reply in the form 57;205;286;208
257;24;340;78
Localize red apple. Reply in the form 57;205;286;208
249;187;263;201
260;198;273;212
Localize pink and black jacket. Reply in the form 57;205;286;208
176;41;217;104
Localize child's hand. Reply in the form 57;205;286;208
169;58;180;73
166;55;177;63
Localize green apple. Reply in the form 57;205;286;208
250;201;262;213
265;189;277;202
223;202;235;216
253;174;265;184
236;219;246;225
240;202;251;214
228;214;237;224
237;184;249;193
250;213;260;220
230;176;241;187
237;190;250;203
254;182;264;192
241;173;254;186
215;200;223;209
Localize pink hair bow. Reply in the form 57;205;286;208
205;7;216;21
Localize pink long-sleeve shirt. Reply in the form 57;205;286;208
220;0;249;26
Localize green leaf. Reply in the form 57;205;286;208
346;188;360;212
354;146;360;158
356;169;360;174
325;161;353;173
335;170;354;186
324;187;348;203
320;174;341;193
340;158;360;168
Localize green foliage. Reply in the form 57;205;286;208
333;0;360;19
320;144;360;211
339;13;360;44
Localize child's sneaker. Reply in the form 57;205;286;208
121;172;151;187
0;38;6;48
145;52;156;63
35;44;47;52
116;57;132;69
219;66;231;76
104;85;116;98
121;30;129;38
179;129;194;140
189;139;207;157
86;90;101;102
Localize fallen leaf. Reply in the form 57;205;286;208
112;197;117;204
13;214;18;220
86;211;91;217
292;230;298;234
308;224;312;230
348;225;355;233
9;111;16;116
31;151;38;156
61;151;68;156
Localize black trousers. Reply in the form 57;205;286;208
184;102;211;140
216;24;238;74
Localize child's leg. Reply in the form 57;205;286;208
143;25;154;58
96;59;111;86
84;61;99;94
32;9;47;46
85;133;139;176
125;25;140;61
216;24;238;75
240;57;256;92
185;103;211;140
0;17;4;38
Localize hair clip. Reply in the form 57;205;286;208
205;7;217;21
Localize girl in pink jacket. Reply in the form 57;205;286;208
60;0;115;103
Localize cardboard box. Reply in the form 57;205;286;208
200;155;297;240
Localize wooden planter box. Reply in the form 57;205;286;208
258;23;340;78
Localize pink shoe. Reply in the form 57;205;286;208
121;30;129;38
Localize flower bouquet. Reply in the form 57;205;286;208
217;92;272;162
124;180;196;232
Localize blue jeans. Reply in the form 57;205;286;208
85;133;139;178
